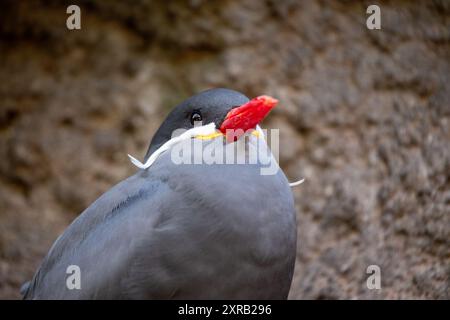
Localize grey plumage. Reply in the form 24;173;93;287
23;89;297;299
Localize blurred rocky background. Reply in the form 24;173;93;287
0;0;449;299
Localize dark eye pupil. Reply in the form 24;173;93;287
190;112;202;124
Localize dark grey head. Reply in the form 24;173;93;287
144;88;249;160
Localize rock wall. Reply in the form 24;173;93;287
0;0;448;299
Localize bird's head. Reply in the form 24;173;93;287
144;88;277;160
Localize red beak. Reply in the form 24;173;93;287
219;95;278;141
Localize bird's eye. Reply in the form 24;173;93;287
190;111;202;125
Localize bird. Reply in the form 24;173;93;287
22;88;297;299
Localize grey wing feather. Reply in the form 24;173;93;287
20;281;30;297
24;170;173;299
